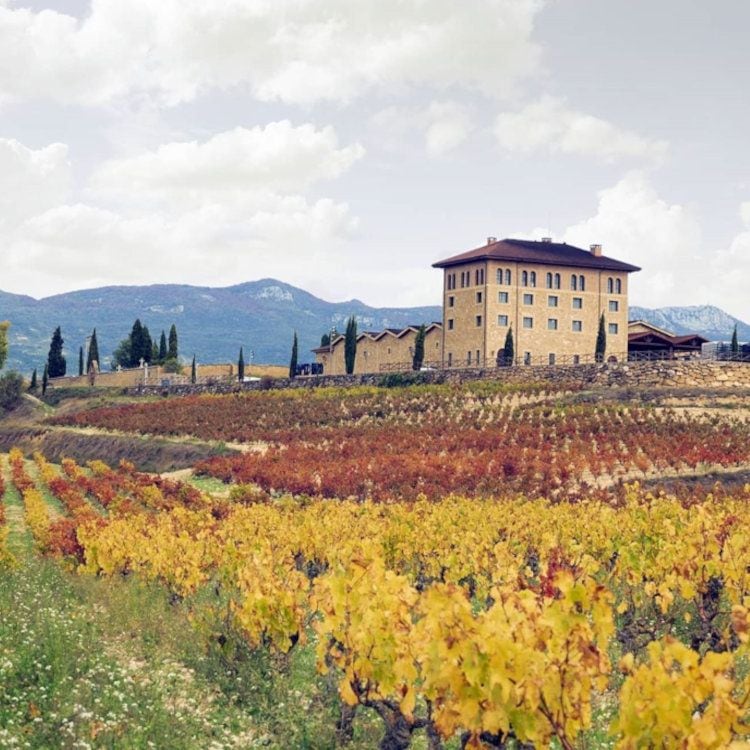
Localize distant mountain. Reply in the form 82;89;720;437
629;305;750;342
0;280;442;373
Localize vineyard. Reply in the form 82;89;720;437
5;380;750;747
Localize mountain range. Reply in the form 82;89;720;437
0;280;747;374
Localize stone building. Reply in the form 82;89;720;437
313;323;442;375
433;237;641;367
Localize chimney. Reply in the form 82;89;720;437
541;237;552;243
590;243;602;257
487;236;497;245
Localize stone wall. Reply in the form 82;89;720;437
124;359;750;397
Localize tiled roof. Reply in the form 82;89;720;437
433;238;641;273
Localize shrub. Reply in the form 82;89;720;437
378;371;430;388
0;371;24;411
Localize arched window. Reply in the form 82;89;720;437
546;272;553;289
571;275;578;291
496;268;503;285
615;278;622;294
505;269;511;285
579;275;585;291
522;270;528;286
607;277;613;294
554;273;561;289
530;271;537;287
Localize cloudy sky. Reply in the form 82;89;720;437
0;0;749;318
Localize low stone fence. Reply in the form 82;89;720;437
124;359;750;397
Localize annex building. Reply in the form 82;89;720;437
433;237;641;367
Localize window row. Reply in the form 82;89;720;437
607;277;622;294
495;317;619;334
447;269;486;290
495;269;588;291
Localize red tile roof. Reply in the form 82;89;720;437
433;238;641;273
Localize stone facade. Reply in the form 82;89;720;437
435;238;638;368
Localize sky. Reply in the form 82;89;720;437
0;0;749;319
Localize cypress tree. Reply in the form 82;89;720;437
47;327;66;378
151;340;159;363
29;368;37;391
344;317;357;375
168;324;178;360
42;364;49;395
0;321;8;370
78;346;84;376
320;333;330;348
238;347;245;382
731;324;739;355
289;332;299;378
191;355;196;384
412;325;426;371
158;331;168;363
86;329;100;373
499;327;514;367
595;314;607;363
142;326;153;364
129;319;144;366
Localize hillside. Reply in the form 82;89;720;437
0;280;442;373
629;304;750;341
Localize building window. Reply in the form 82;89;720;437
572;297;583;309
547;318;558;331
554;273;561;289
523;293;534;305
572;320;583;332
546;272;553;289
573;354;580;365
549;353;556;365
608;323;619;334
476;291;483;304
475;269;479;285
448;352;453;366
607;277;613;294
615;278;622;294
476;349;480;364
498;314;509;326
548;295;558;307
529;271;537;287
496;268;504;285
476;315;482;327
571;275;578;291
579;275;585;291
448;319;454;330
505;269;511;285
609;300;619;312
522;270;528;286
499;291;509;304
448;295;455;307
524;352;532;365
523;316;534;329
467;351;472;365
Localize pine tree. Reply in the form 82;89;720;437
289;332;299;378
47;327;66;378
158;331;168;363
78;346;84;376
86;329;100;373
29;368;37;391
238;347;245;382
191;355;196;384
731;324;739;355
412;325;426;371
595;314;607;363
344;317;357;375
498;327;514;367
42;364;49;395
321;333;331;348
0;321;8;370
168;324;178;360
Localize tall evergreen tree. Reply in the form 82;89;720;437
158;331;168;363
595;314;607;363
498;327;514;367
320;333;331;348
78;346;84;376
191;355;196;384
412;325;426;371
0;321;8;370
29;368;37;391
344;316;357;375
731;324;740;355
86;329;100;373
47;327;66;378
151;340;159;363
238;347;245;382
142;326;153;364
129;319;145;366
168;324;178;360
289;332;299;378
42;364;49;395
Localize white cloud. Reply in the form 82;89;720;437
0;0;545;107
424;102;474;157
740;201;750;227
559;172;701;307
494;96;668;163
